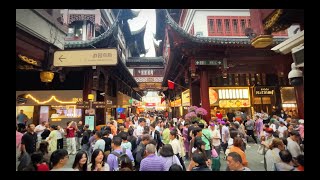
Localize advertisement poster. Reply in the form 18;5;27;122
85;115;95;131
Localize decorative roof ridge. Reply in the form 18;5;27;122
64;20;118;48
163;9;287;45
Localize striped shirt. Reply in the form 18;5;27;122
139;154;165;171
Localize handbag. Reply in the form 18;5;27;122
203;133;218;158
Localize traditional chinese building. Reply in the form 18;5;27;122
156;9;293;122
60;9;146;124
249;9;304;118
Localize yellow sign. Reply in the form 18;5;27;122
53;48;117;67
182;89;190;106
171;99;181;107
209;87;251;107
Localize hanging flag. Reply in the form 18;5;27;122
168;80;175;89
161;92;165;104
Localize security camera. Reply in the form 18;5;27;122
100;92;105;96
288;63;303;86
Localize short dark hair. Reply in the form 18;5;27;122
228;152;242;163
138;118;146;123
159;144;174;157
112;137;122;146
198;123;205;129
120;132;128;141
192;127;202;137
297;154;304;166
141;134;151;141
95;131;102;138
279;150;292;163
148;139;157;146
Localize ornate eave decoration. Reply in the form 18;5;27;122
18;54;42;67
251;35;274;48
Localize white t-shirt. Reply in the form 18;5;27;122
222;125;230;143
277;126;287;138
211;129;221;146
35;124;46;136
169;138;181;155
287;137;302;158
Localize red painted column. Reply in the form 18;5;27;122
295;85;304;119
249;9;265;35
200;70;211;123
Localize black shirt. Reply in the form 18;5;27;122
102;137;112;152
21;132;37;154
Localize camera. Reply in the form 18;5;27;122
100;92;105;96
288;63;303;86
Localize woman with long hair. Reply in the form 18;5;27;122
159;144;183;171
72;150;88;171
38;141;50;164
88;149;109;171
265;138;286;171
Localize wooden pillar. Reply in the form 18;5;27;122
190;82;200;107
82;68;93;123
295;85;304;119
200;70;211;123
249;9;266;35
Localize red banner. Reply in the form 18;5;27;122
168;80;175;89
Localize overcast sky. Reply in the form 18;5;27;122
128;9;158;57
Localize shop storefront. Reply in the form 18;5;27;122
16;90;83;127
182;89;190;116
117;92;132;118
252;86;276;115
170;99;182;118
209;87;251;117
280;87;299;118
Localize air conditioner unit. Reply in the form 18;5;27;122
291;44;304;67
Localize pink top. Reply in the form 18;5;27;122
298;124;304;139
16;131;23;148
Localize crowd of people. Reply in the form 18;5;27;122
16;110;304;171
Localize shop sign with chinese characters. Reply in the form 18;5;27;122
254;87;275;96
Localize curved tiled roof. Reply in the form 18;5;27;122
64;21;118;49
163;9;287;46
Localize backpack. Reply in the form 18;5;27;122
109;148;133;171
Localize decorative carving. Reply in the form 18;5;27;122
69;14;95;24
251;34;273;48
264;9;283;30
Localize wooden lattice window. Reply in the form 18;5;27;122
208;16;251;36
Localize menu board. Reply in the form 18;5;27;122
85;115;95;131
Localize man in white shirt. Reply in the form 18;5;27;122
209;123;221;156
135;118;146;138
277;121;288;138
286;130;302;158
34;121;46;148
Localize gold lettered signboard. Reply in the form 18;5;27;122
254;86;275;96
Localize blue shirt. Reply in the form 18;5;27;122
17;114;27;124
